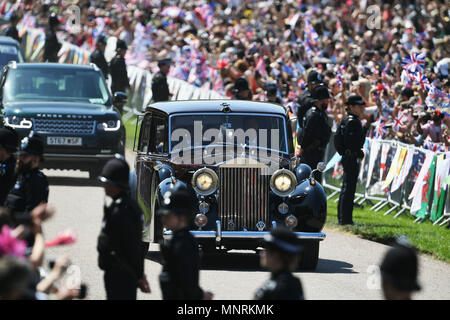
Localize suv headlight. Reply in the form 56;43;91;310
270;169;297;197
97;120;121;131
5;116;32;129
192;168;218;196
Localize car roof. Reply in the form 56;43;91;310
148;100;288;116
0;36;20;46
9;62;97;71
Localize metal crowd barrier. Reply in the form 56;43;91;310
321;134;450;227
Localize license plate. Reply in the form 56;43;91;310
47;137;82;146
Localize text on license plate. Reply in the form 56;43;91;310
47;137;82;146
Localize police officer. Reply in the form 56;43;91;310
158;182;212;300
89;35;109;79
97;155;150;300
298;84;332;181
296;70;322;126
0;127;18;205
109;39;129;95
151;58;172;102
4;13;21;43
43;13;61;63
254;227;304;300
232;77;252;100
337;95;369;225
4;132;48;228
265;83;282;104
380;238;421;300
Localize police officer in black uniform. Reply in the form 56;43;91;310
298;84;332;181
254;227;304;300
296;70;322;127
232;77;252;100
109;39;129;95
43;13;61;63
0;126;18;205
4;13;21;43
4;132;48;228
97;155;150;300
337;95;369;225
151;58;172;102
89;35;109;79
158;182;212;300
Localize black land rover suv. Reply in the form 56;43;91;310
0;62;125;179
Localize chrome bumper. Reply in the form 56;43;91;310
163;220;326;247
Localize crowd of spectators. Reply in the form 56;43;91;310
2;0;449;150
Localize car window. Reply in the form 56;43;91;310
138;115;152;153
150;117;167;154
0;44;21;67
3;68;110;104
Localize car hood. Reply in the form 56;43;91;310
3;101;117;118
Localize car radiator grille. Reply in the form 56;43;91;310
219;167;270;231
34;119;95;135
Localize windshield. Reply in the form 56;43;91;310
170;113;288;154
0;44;23;67
3;68;110;104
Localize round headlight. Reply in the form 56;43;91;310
270;169;297;196
285;215;298;228
192;168;218;196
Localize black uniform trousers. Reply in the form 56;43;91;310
104;266;137;300
337;155;361;225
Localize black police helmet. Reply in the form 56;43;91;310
295;163;312;182
48;13;60;27
0;126;19;153
233;77;249;93
307;70;322;84
263;227;302;254
98;154;130;190
116;39;128;51
346;94;365;106
97;35;107;45
380;240;421;292
157;182;195;218
158;58;172;67
311;84;330;101
18;132;44;159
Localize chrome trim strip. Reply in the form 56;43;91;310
163;230;326;241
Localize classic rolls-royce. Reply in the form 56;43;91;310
130;100;327;270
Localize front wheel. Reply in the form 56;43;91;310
298;241;319;271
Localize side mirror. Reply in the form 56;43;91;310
113;91;127;103
316;162;326;172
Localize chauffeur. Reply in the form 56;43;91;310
337;95;371;225
4;132;49;229
97;155;150;300
158;183;212;300
254;227;304;300
0;127;19;205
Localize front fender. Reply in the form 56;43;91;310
287;179;327;232
156;177;188;205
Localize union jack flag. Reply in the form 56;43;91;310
374;118;387;139
402;52;426;73
411;72;431;91
424;140;444;152
392;113;407;132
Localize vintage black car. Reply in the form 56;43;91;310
0;62;125;178
131;100;327;270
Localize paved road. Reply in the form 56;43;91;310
41;152;450;300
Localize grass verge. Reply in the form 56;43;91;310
326;193;450;263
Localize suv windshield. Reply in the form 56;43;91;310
170;113;288;153
3;68;110;104
0;44;23;67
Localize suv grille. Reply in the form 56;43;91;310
34;119;95;135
